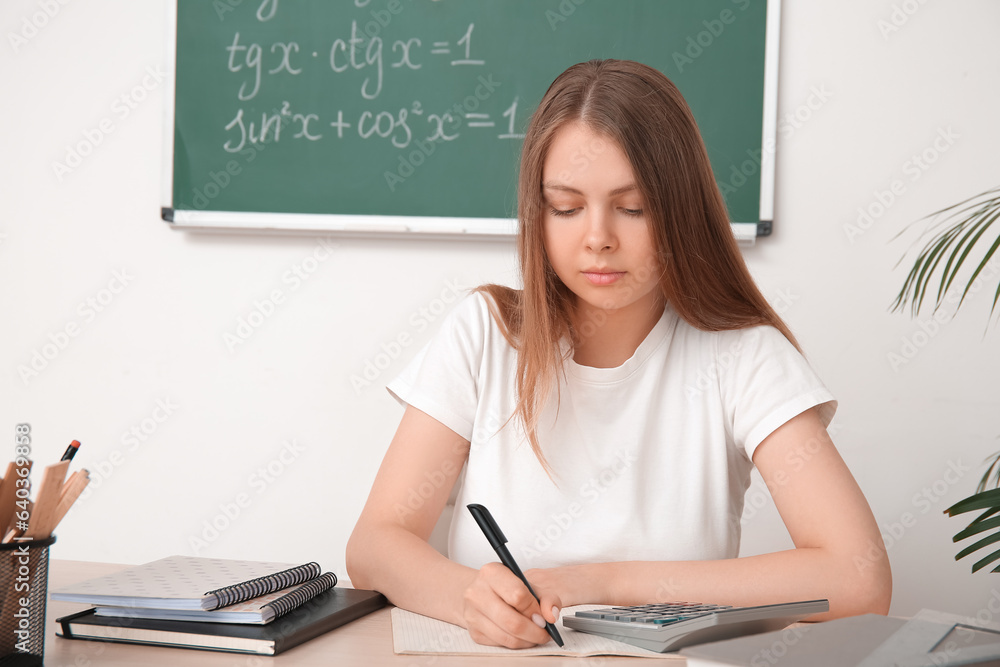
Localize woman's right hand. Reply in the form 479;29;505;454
460;562;563;649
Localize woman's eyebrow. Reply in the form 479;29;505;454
542;182;581;194
542;182;638;196
609;184;638;196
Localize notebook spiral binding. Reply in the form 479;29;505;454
204;562;322;610
265;572;338;619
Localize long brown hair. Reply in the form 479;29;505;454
477;59;798;473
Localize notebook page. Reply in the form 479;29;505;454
391;605;677;659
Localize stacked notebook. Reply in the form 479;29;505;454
52;555;386;655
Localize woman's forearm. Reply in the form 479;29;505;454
346;522;478;626
561;546;890;620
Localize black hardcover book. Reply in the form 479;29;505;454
56;587;387;656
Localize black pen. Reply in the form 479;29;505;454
467;503;564;647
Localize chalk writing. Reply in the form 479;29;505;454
214;3;525;153
216;3;519;155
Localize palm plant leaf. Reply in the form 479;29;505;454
938;206;998;303
955;531;1000;561
975;451;1000;493
945;487;1000;516
952;514;1000;542
892;185;1000;322
945;485;1000;571
973;548;1000;573
972;505;1000;524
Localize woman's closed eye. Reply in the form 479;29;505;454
548;206;579;217
548;206;643;217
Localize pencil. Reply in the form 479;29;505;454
24;460;69;539
50;469;90;535
60;440;81;462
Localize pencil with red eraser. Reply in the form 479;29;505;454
60;440;81;462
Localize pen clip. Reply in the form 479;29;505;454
466;503;507;546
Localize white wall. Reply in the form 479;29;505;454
2;0;998;620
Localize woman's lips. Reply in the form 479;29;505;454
582;271;625;285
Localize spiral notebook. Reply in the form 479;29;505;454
50;555;329;616
91;572;338;625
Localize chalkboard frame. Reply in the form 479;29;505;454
162;0;782;245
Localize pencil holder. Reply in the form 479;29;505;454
0;536;55;667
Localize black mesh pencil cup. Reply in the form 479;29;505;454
0;536;55;667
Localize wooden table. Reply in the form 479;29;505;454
43;560;685;665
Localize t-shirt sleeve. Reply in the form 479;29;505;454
385;293;489;441
720;326;837;461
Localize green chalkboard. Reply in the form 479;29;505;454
167;0;776;237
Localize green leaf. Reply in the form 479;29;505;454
992;279;1000;324
955;229;1000;312
916;226;964;313
976;451;1000;493
971;547;1000;573
892;184;1000;326
937;204;994;304
953;515;1000;542
924;185;1000;222
974;506;1000;524
893;225;964;315
955;530;1000;561
945;488;1000;516
888;185;996;242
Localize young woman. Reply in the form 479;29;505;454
346;59;891;649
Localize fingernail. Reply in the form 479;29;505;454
532;613;546;628
552;606;560;620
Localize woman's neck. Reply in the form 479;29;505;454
569;298;665;368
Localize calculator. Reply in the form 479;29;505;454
562;599;829;653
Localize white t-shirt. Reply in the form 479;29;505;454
387;292;836;570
